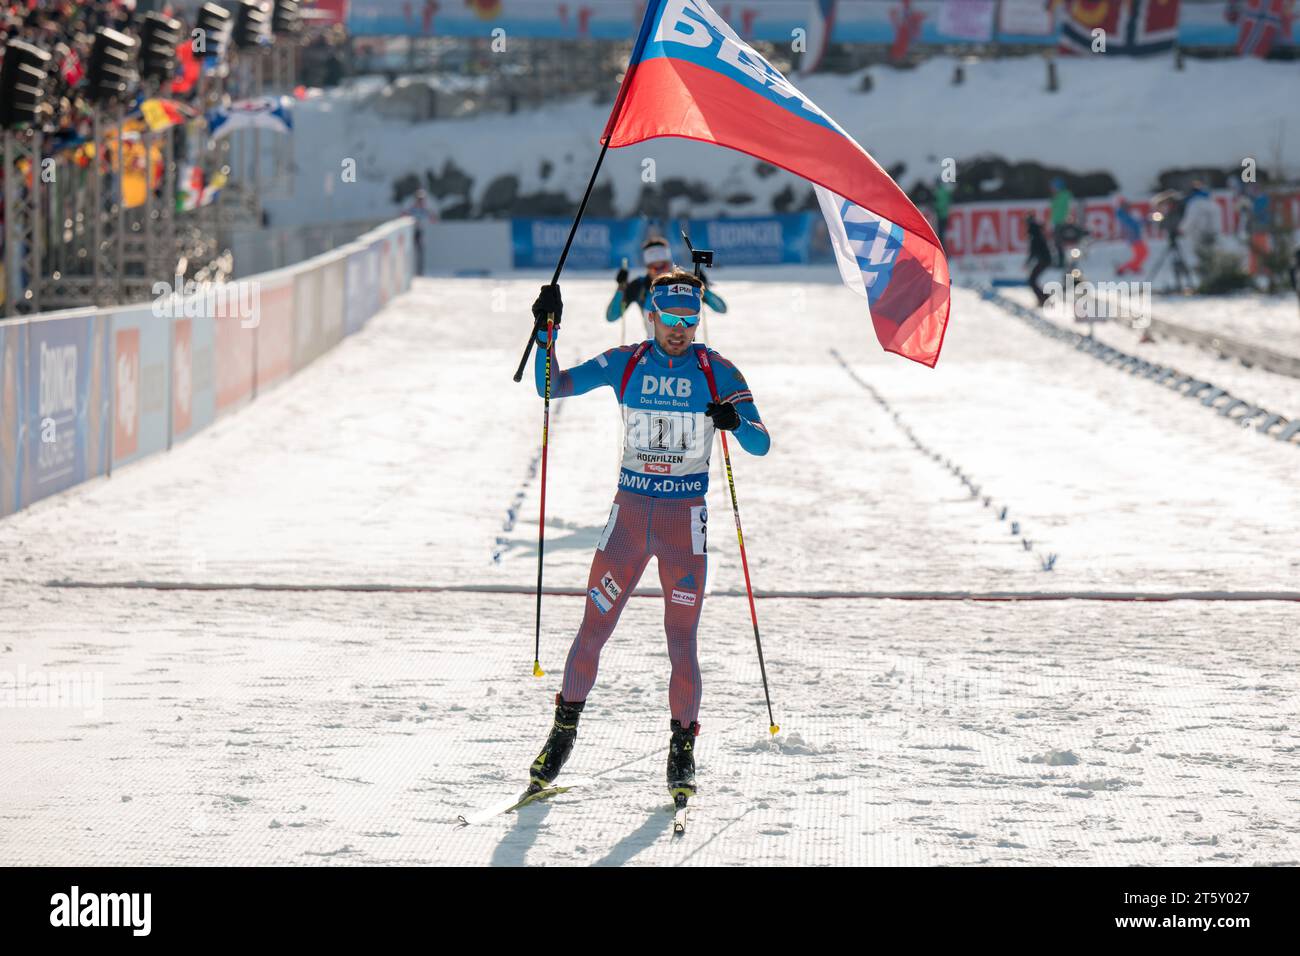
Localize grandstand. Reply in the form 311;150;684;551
1;0;317;314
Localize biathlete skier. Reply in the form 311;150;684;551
528;270;770;802
607;237;728;338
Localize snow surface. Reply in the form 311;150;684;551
1151;293;1300;359
1002;286;1300;416
265;56;1300;228
2;276;1299;866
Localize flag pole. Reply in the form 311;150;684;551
511;0;662;383
511;141;613;383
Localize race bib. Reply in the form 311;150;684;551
625;409;701;454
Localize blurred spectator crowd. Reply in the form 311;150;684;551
1;1;171;145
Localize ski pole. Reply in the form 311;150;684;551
532;316;555;677
696;351;779;736
716;429;778;735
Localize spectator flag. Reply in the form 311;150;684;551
173;40;201;95
1227;0;1294;57
207;97;295;141
1059;0;1180;56
602;0;950;367
140;98;191;132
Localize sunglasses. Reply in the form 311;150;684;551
655;310;701;328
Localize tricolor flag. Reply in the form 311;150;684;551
177;164;205;212
140;98;190;132
603;0;950;367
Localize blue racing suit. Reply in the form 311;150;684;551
534;328;769;498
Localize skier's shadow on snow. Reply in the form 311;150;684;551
489;801;555;867
500;524;607;560
591;810;674;867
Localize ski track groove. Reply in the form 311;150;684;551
830;347;1059;573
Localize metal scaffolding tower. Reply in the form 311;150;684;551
4;29;302;317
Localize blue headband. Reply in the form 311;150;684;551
650;282;702;314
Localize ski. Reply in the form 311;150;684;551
456;776;596;827
672;793;689;836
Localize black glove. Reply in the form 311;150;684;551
706;400;741;431
531;284;562;332
615;266;629;287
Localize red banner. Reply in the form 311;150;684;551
172;319;192;436
114;328;140;459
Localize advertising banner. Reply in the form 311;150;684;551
110;306;171;467
178;310;217;443
937;0;996;42
997;0;1057;39
683;214;817;266
936;187;1289;262
321;258;348;352
383;234;403;302
394;227;412;290
215;307;256;415
377;237;393;307
936;186;1300;278
256;275;297;393
512;217;643;270
21;311;111;509
365;243;382;314
293;265;326;372
345;247;371;336
172;318;193;438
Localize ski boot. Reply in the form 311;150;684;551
667;719;699;804
527;694;585;794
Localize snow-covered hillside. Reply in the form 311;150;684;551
265;55;1300;228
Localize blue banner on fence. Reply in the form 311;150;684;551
177;309;217;444
512;218;644;270
109;306;172;468
22;313;111;510
677;214;817;266
513;214;823;270
345;250;370;336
